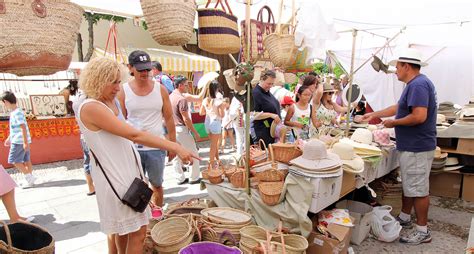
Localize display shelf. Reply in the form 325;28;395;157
439;138;474;156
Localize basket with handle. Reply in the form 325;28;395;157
269;143;303;164
207;161;224;184
0;220;55;254
0;0;83;76
141;0;196;46
258;181;284;206
262;0;298;69
230;168;246;188
247;139;269;166
197;0;240;54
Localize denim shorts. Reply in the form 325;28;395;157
206;119;222;135
80;138;91;175
8;143;30;164
138;149;166;187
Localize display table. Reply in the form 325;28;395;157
0;117;82;168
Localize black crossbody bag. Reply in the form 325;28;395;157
90;146;152;213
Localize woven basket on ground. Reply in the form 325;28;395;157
257;233;308;254
199;219;252;245
230;168;246;188
0;0;83;76
0;220;55;254
197;0;240;54
151;217;193;254
269;143;303;164
141;0;195;46
258;181;284;206
201;207;252;226
239;225;276;253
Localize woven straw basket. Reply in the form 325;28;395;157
0;0;83;76
258;234;308;254
197;0;240;54
255;169;285;182
200;219;252;244
207;162;224;184
201;207;252;226
230;168;246;188
151;217;193;254
258;181;284;206
269;143;303;164
0;220;55;254
141;0;196;46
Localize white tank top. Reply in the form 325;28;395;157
123;82;163;150
291;103;311;139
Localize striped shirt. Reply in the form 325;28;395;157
9;108;31;144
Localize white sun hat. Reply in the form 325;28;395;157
388;48;428;67
329;142;364;173
197;72;219;89
290;139;342;171
350;128;373;145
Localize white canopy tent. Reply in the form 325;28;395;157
70;0;473;109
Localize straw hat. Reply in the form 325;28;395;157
198;72;219;89
339;138;382;153
290;139;342;171
329;142;364;173
388;48;428;67
350;128;373;145
434;146;448;159
323;80;336;93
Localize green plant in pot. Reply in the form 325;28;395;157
234;62;254;87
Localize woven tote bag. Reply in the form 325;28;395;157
240;5;275;64
0;0;83;76
141;0;196;46
197;0;240;55
263;0;298;69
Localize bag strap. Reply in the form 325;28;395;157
90;145;142;202
257;5;275;24
205;0;233;15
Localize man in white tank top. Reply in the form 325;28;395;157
117;50;176;207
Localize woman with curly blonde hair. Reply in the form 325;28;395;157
77;57;199;254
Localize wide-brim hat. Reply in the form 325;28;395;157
388;48;428;67
290;152;342;171
289;166;342;178
329;142;365;172
339;138;381;153
434;146;448;159
198;72;219;89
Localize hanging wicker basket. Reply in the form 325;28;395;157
0;0;83;76
141;0;196;46
197;0;240;54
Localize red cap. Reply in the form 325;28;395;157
281;96;295;106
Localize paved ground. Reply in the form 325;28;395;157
1;141;473;253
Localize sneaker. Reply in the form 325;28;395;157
399;229;432;245
20;181;34;189
177;178;189;185
396;216;413;229
25;174;36;185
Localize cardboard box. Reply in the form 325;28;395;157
309;174;342;213
462;174;474;202
457;139;474;156
430;172;462;198
307;225;352;254
340;171;356;198
335;200;373;245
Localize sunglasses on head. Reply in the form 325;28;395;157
137;69;151;72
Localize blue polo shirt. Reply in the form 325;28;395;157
252;84;280;130
395;74;437;152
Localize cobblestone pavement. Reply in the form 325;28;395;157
1;141;472;253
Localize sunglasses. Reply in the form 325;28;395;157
137;68;151;72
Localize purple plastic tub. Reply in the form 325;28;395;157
179;242;242;254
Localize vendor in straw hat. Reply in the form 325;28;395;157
362;48;437;245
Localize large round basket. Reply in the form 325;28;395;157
269;143;303;164
0;220;55;254
201;207;252;226
151;217;193;254
141;0;196;46
0;0;83;76
200;219;252;244
263;34;297;69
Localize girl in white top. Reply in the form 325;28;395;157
284;85;320;140
77;57;199;254
200;80;226;163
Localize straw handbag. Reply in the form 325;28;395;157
269;143;302;164
207;161;224;184
197;0;240;54
241;5;276;63
0;0;83;76
262;0;298;69
151;217;194;254
247;139;268;166
258;182;284;206
0;220;55;254
141;0;196;46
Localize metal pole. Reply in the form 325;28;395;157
245;0;252;195
344;29;357;137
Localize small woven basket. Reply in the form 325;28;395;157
141;0;196;45
255;169;285;182
269;143;303;164
151;217;193;254
258;181;284;206
207;162;224;184
230;168;246;188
